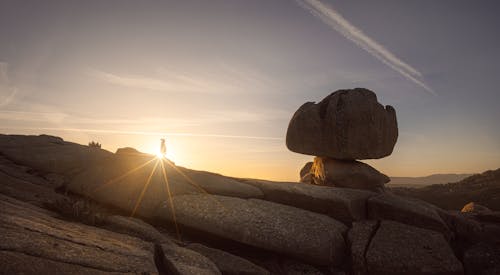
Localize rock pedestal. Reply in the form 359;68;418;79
289;88;397;192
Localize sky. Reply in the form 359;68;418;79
1;0;499;181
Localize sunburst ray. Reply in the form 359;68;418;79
130;159;160;217
160;159;181;240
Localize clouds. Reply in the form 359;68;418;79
0;62;18;107
297;0;436;95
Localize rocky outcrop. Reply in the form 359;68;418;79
160;243;222;275
367;193;451;237
365;221;463;275
243;179;375;223
286;88;398;160
348;220;379;275
288;89;395;192
0;134;113;176
187;243;270;275
309;157;389;191
156;194;348;266
0;194;159;274
68;152;263;218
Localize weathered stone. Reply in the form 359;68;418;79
156;194;348;266
286;88;398;159
367;193;451;237
0;134;113;176
0;194;158;274
348;221;379;275
366;221;463;275
311;157;389;191
103;215;171;244
160;243;221;275
69;153;262;218
187;243;270;275
300;162;313;179
463;242;500;275
0;251;111;275
243;179;375;224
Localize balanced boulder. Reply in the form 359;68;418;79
286;88;398;160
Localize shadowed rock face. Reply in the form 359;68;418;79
366;221;463;275
286;88;398;160
0;194;158;274
156;194;348;266
0;134;114;176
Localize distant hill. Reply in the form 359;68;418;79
390;168;500;210
388;174;473;188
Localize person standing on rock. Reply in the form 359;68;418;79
160;138;167;158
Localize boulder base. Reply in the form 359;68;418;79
310;157;389;192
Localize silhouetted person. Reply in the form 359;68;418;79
160;138;167;158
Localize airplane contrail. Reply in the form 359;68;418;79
1;127;283;141
297;0;436;95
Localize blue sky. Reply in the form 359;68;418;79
0;0;499;181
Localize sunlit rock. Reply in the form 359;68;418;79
156;194;348;266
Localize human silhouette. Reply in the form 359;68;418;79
160;138;167;158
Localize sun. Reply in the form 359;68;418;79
155;147;176;160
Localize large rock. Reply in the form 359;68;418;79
156;194;348;266
103;215;171;244
68;152;263;218
0;134;113;176
365;221;463;275
310;157;389;191
160;243;221;275
367;193;451;238
348;221;379;275
463;242;500;275
187;243;270;275
286;88;398;159
0;194;158;274
243;179;375;224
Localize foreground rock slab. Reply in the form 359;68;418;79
367;193;451;237
187;243;270;275
286;88;398;159
160;243;221;275
0;134;113;176
243;179;375;224
0;194;158;274
366;221;463;275
69;154;262;218
156;194;348;266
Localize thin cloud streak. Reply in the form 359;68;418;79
297;0;436;95
1;127;283;141
0;62;19;107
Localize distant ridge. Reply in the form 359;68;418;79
390;168;500;210
389;173;473;188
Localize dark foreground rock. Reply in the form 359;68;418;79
368;193;451;237
286;88;398;160
0;194;158;274
156;194;348;266
243;179;375;224
160;243;221;275
187;243;270;275
365;221;463;275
